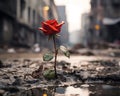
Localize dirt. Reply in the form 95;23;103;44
0;48;119;96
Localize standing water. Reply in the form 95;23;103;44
3;83;120;96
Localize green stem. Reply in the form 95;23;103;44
53;35;58;78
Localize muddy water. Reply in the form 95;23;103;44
4;83;120;96
55;84;120;96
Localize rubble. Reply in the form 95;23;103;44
0;48;119;95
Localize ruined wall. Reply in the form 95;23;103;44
0;0;60;49
90;0;120;43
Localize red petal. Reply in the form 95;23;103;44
38;27;47;32
50;20;58;26
57;21;65;27
43;22;59;32
56;21;65;31
46;19;58;26
38;28;53;35
39;20;64;35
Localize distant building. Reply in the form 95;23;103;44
90;0;120;43
0;0;17;46
0;0;59;49
81;13;91;46
56;5;69;45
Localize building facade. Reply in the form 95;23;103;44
0;0;59;49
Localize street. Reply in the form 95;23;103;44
0;48;120;96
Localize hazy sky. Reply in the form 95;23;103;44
54;0;90;32
54;0;90;44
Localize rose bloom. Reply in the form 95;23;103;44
38;19;64;35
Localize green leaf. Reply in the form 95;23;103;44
43;69;55;79
60;45;70;58
60;45;67;52
43;53;53;61
64;51;70;58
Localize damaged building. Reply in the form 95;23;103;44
0;0;59;49
90;0;120;43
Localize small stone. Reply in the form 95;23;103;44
54;80;62;85
12;78;22;86
81;84;89;88
2;86;19;93
22;65;27;67
13;76;19;79
0;60;4;68
73;66;77;69
7;48;16;53
24;84;31;87
0;89;5;95
2;75;10;79
25;79;39;84
13;59;19;62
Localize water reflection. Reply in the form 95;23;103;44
4;84;120;96
65;86;90;96
55;84;120;96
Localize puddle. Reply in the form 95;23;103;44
3;83;120;96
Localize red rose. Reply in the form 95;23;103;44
38;19;64;35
